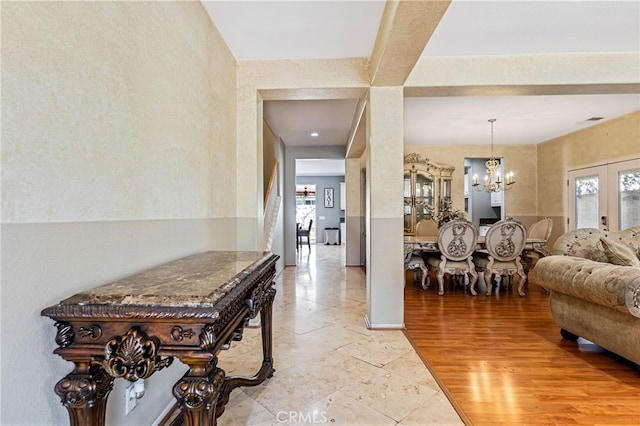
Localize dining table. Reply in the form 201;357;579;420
404;235;551;258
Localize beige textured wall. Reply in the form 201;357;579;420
1;2;237;425
404;111;639;245
2;1;237;223
345;157;363;266
404;143;538;217
537;110;640;219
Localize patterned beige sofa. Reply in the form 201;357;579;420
533;226;640;366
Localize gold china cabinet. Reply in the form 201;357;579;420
404;153;455;235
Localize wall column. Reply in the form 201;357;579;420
345;157;362;266
236;87;263;250
365;87;404;329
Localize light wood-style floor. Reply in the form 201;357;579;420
404;272;640;425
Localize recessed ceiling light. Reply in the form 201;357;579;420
310;132;319;137
586;117;604;121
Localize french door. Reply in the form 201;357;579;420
568;158;640;231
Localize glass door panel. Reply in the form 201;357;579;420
609;159;640;230
403;174;412;198
575;175;600;228
404;173;413;233
415;205;432;223
441;179;452;210
415;174;434;216
568;166;606;231
618;170;640;229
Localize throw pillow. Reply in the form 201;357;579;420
600;237;640;267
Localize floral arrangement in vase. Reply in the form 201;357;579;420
437;205;468;227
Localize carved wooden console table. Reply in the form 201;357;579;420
41;251;279;426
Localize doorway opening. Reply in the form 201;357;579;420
296;184;316;244
464;157;505;233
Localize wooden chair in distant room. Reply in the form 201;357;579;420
297;219;313;250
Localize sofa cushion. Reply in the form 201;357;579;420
552;228;608;262
600;237;640;267
552;226;640;262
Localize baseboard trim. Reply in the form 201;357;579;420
364;314;405;330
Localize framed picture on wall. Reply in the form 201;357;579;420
324;188;334;208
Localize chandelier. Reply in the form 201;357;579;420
472;119;515;193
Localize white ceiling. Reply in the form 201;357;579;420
202;1;640;175
263;99;359;147
422;0;640;56
404;94;640;146
202;0;386;60
296;159;346;177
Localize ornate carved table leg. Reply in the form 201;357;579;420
216;287;277;417
258;287;276;379
173;358;225;426
54;361;114;426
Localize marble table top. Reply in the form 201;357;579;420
42;251;277;319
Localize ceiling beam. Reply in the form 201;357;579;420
345;98;367;158
405;83;640;97
369;0;451;87
260;88;367;101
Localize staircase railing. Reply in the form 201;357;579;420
263;159;280;251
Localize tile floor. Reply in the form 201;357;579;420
216;244;463;425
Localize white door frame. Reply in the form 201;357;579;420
568;158;640;231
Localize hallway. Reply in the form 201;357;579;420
216;244;462;425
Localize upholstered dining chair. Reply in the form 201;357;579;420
415;218;441;284
426;219;479;296
405;245;429;290
521;217;553;274
473;218;528;297
415;218;439;237
297;219;313;250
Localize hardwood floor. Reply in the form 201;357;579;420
404;272;640;425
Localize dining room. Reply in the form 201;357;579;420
403;149;552;298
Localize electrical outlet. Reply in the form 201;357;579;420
124;382;137;415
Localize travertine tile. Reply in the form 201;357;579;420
297;348;390;390
217;391;278;426
301;322;370;350
218;244;462;425
340;370;440;421
383;349;440;391
242;366;336;415
304;390;397;426
336;332;414;367
399;391;465;425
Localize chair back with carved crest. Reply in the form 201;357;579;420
437;219;478;262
